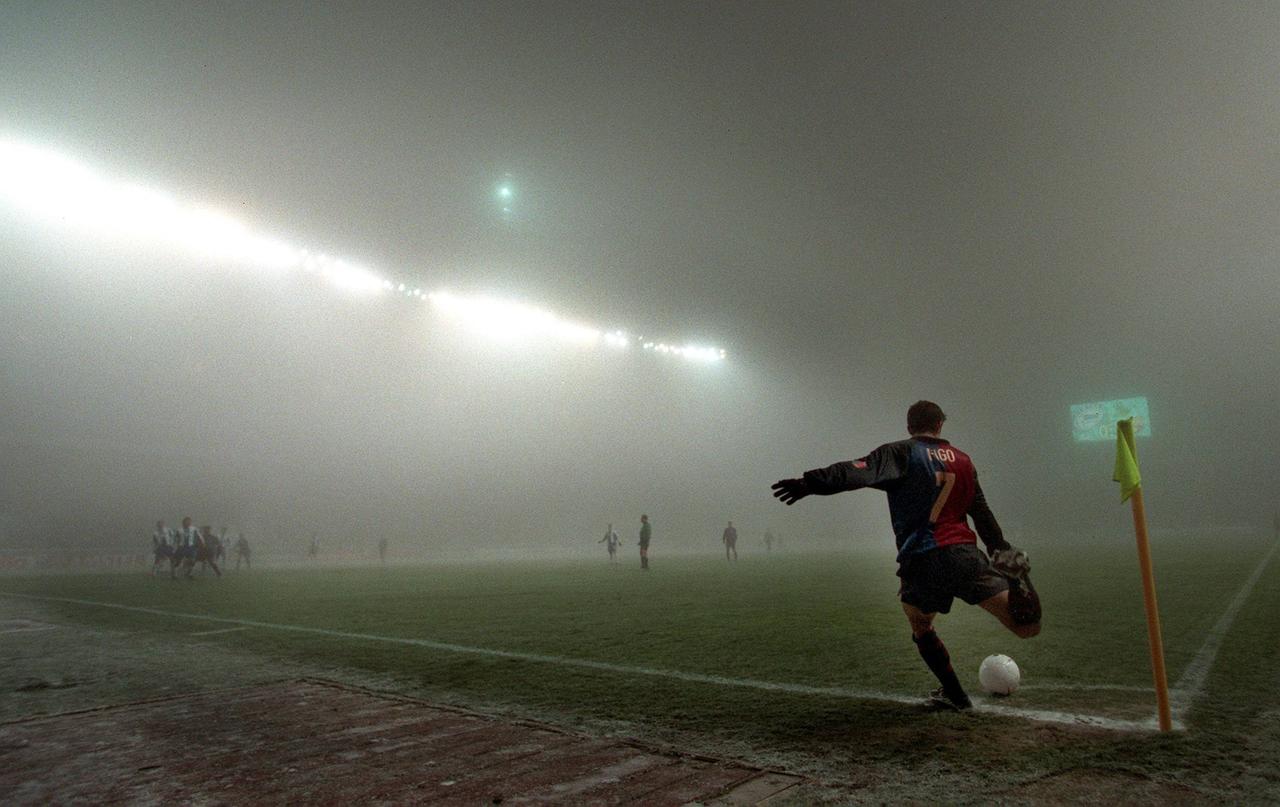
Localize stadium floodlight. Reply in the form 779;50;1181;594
0;135;726;361
427;290;604;347
639;342;724;362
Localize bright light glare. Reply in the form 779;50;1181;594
428;291;603;347
0;136;726;361
0;137;380;294
641;342;726;362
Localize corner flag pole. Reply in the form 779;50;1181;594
1114;417;1173;731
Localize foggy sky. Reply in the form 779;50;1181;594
2;2;1278;556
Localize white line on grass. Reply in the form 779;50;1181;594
190;626;250;637
1020;683;1162;694
1173;541;1280;713
0;592;1172;733
0;625;58;635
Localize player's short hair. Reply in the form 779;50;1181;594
907;400;946;435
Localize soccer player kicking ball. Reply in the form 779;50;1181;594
771;401;1041;711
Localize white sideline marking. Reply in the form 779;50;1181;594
0;625;58;635
190;626;250;637
971;700;1173;731
0;592;1169;733
1021;683;1162;694
1173;541;1280;711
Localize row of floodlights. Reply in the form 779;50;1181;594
0;136;726;363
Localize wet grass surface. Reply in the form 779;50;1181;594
2;537;1277;803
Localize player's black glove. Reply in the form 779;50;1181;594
771;477;811;506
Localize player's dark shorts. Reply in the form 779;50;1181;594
154;545;172;560
175;545;195;561
898;544;1009;615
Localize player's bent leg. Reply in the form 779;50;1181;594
978;590;1041;638
988;546;1042;628
1007;575;1041;627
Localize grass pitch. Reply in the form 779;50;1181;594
3;535;1278;803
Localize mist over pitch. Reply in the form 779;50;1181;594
1;3;1278;557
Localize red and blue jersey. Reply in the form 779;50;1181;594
801;436;1007;564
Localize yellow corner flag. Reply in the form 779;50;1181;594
1113;417;1142;502
1113;415;1172;731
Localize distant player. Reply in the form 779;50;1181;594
771;400;1041;711
599;523;620;563
638;515;652;570
215;528;229;565
175;517;202;580
198;526;223;577
308;533;319;560
378;536;388;565
763;528;774;553
151;520;173;577
722;521;738;561
234;532;251;570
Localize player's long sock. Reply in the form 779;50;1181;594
913;629;968;704
1008;578;1042;626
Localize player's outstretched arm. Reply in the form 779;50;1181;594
773;445;907;505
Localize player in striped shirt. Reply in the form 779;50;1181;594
151;520;173;577
175;517;203;580
598;524;620;563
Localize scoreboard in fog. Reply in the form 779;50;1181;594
1070;397;1151;442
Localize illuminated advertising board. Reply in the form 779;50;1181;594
1070;397;1151;442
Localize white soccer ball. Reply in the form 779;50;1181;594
978;654;1021;696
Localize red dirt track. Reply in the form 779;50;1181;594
0;679;800;805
